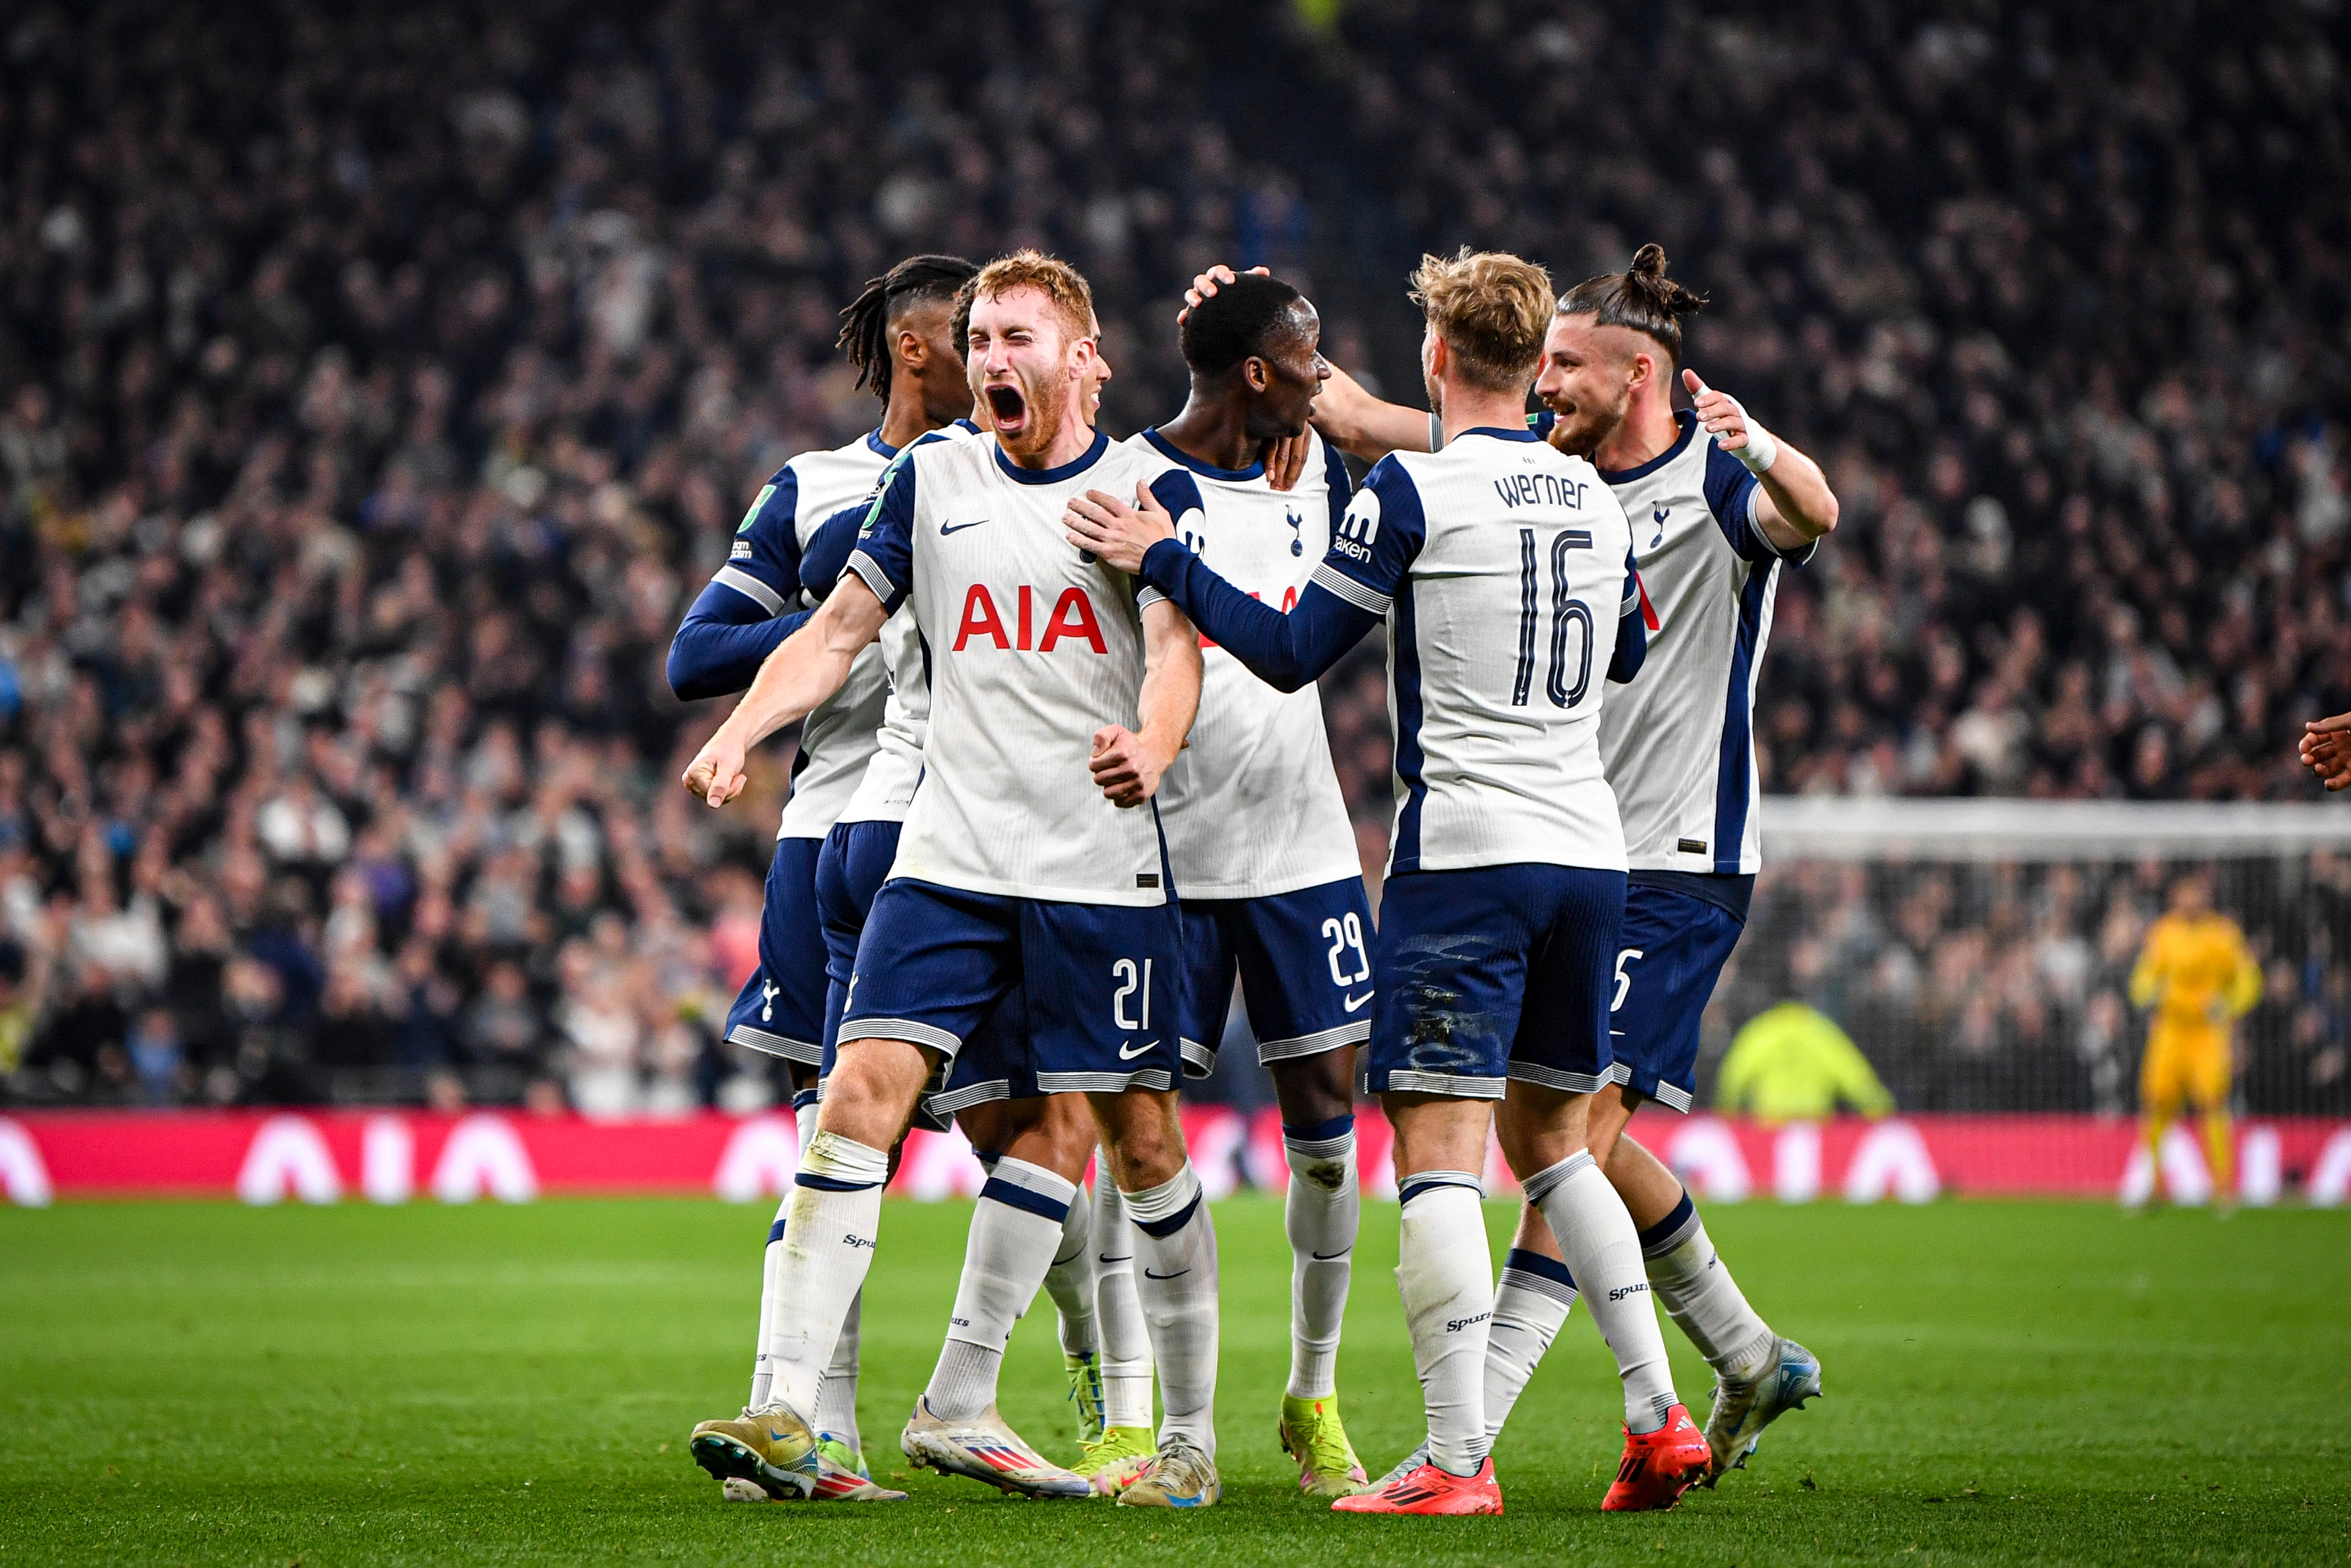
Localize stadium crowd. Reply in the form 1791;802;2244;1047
1;1;2346;1112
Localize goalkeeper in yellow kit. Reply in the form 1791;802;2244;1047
2128;874;2262;1205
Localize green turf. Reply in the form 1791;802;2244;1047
2;1196;2344;1565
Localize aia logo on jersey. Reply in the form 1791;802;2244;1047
953;583;1107;653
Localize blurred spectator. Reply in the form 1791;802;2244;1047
0;0;2344;1116
1715;1000;1895;1123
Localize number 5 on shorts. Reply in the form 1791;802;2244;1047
1611;948;1644;1012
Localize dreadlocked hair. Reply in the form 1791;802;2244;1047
1557;244;1708;364
838;253;979;400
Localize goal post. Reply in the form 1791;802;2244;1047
1709;798;2351;1123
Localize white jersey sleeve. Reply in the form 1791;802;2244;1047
1139;430;1362;899
845;430;1206;906
768;432;898;841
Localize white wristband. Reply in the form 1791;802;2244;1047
1733;418;1779;475
1428;410;1445;454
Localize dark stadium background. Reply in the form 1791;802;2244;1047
2;0;2347;1123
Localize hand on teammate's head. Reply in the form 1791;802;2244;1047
2301;713;2351;789
1178;263;1269;323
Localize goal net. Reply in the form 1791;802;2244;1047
1722;798;2351;1124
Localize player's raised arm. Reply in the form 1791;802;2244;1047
1310;361;1438;463
1682;368;1837;554
681;575;888;809
1091;598;1204;809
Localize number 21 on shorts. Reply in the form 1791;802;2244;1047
1112;957;1153;1030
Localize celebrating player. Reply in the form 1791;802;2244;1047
1243;244;1839;1482
1068;250;1706;1517
681;252;1229;1510
793;312;1120;1499
1089;272;1376;1498
666;253;979;1502
2128;872;2262;1208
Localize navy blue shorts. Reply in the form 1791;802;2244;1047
1364;864;1627;1100
815;822;1026;1127
1607;876;1750;1114
1176;877;1376;1078
839;876;1182;1098
722;835;829;1066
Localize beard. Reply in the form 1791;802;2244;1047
1543;383;1630;457
991;373;1068;459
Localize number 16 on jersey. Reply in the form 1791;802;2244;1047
1513;527;1595;710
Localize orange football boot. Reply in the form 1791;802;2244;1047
1330;1456;1503;1515
1601;1403;1711;1511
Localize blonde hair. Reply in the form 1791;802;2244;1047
960;249;1097;343
1409;248;1556;392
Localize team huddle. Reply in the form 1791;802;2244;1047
667;238;1840;1516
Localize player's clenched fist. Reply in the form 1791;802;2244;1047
1090;723;1168;808
2301;712;2351;790
1064;482;1176;574
681;726;750;808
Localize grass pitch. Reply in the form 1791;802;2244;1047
2;1195;2344;1565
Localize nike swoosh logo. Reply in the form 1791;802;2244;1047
1343;991;1373;1011
1311;1248;1352;1261
1097;1255;1133;1265
1143;1268;1190;1280
1118;1038;1158;1060
939;519;989;535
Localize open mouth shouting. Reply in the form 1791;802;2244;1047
984;381;1029;435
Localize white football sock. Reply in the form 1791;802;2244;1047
1043;1179;1099;1358
923;1156;1076;1422
746;1092;822;1409
1092;1169;1155;1430
1485;1245;1578;1441
1526;1152;1676;1433
1395;1172;1491;1477
816;1290;862;1449
749;1190;789;1410
762;1131;890;1420
1640;1190;1774;1379
1283;1116;1359;1400
1123;1162;1218;1455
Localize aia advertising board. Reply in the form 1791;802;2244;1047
2;1108;2346;1208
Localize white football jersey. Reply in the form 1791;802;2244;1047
1588;411;1813;874
846;429;1205;905
838;419;984;827
1314;427;1640;875
711;430;896;841
1138;429;1363;899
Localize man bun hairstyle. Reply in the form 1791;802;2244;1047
1558;243;1708;365
838;253;980;400
959;249;1098;345
1410;247;1556;393
1179;271;1307;377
